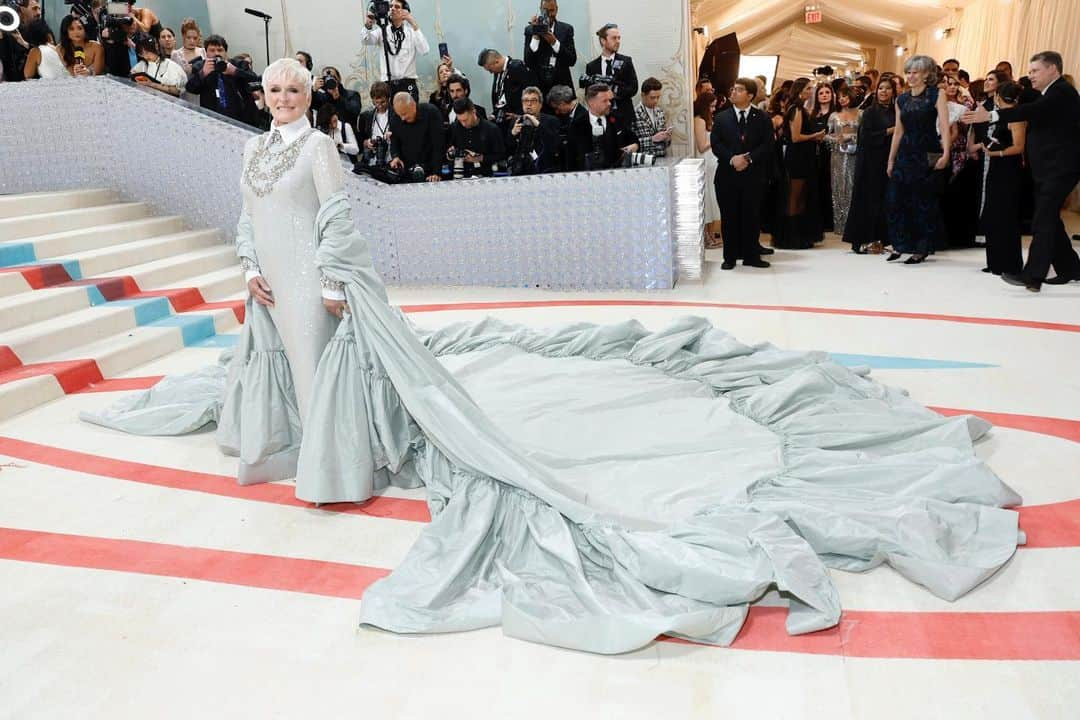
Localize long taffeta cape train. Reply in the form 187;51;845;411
82;191;1025;655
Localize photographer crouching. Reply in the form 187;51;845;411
185;34;258;124
507;86;562;174
388;92;445;182
447;98;505;178
361;0;429;103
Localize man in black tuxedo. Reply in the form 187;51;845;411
478;48;539;126
711;77;775;270
185;35;259;124
447;99;506;177
567;84;638;171
523;0;576;106
965;51;1080;291
547;84;588;171
507;86;563;174
582;24;638;129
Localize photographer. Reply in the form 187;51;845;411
313;65;363;130
129;32;185;96
522;0;576;107
98;1;159;77
446;75;488;124
507;86;562;174
185;34;258;123
0;0;41;82
357;82;396;167
388;92;444;182
567;83;638;171
633;77;671;157
447;98;505;178
360;0;429;103
478;48;538;127
316;105;360;162
582;23;638;129
548;84;587;171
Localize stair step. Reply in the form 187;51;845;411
0;203;153;243
0;217;186;274
58;229;222;279
0;287;93;334
0;189;117;219
0;304;143;364
125;246;239;292
0;375;65;423
171;266;246;302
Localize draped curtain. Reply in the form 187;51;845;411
952;0;1080;78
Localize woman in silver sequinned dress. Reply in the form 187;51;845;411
825;87;861;236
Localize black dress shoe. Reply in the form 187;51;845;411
886;253;902;262
981;267;992;273
1044;274;1080;285
904;255;926;265
720;261;736;270
758;245;775;255
1002;273;1041;292
852;245;868;255
743;259;771;268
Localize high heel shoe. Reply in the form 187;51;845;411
886;253;902;262
904;255;925;265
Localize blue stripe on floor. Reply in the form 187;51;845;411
145;314;217;346
109;297;173;325
0;242;37;267
829;353;996;370
193;333;239;349
86;285;108;306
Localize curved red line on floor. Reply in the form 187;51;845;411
931;406;1080;444
397;300;1080;334
0;436;1074;548
2;526;1078;661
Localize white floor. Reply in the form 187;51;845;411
1;229;1078;719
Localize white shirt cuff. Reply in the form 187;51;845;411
321;287;347;301
988;110;1000;123
551;39;561;53
244;270;261;282
529;37;539;52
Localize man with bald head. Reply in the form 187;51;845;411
388;91;445;181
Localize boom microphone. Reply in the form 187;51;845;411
244;8;273;20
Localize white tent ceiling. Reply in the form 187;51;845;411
694;0;969;77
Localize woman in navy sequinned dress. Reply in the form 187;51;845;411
885;56;951;264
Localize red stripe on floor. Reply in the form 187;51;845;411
73;376;165;393
0;345;21;372
1;526;1077;660
662;606;1080;660
0;359;103;392
932;406;1080;444
0;263;75;289
397;300;1080;334
0;437;431;523
58;276;140;301
0;436;1072;546
0;527;389;600
132;287;206;312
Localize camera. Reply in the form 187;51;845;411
323;74;338;92
579;72;613;89
368;0;391;25
101;0;134;35
530;8;550;36
813;65;835;77
361;137;391;167
620;151;656;168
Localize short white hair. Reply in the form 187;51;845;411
904;55;939;86
262;57;312;95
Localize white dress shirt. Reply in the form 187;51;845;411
131;57;188;90
588;109;606;137
327;123;359;157
529;34;561;67
370;109;390;140
360;23;430;81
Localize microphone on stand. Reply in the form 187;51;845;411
245;8;273;21
244;9;274;66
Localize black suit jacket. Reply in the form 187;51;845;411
584;53;639;122
997;77;1080;180
185;62;260;123
448;118;507;175
710;105;775;185
523;19;577;93
507;113;563;173
492;58;539;119
357;107;399;142
567;109;638;171
389;103;446;176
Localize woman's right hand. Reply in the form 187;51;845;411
887;160;895;178
247;276;274;307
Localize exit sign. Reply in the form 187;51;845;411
805;10;822;23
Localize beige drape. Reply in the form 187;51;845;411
952;0;1079;78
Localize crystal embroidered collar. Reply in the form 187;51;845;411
243;127;316;198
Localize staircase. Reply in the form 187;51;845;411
0;189;246;421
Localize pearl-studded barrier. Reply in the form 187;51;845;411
0;77;703;289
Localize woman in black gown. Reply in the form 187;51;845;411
809;83;837;234
886;55;951;265
844;79;896;253
772;78;826;249
967;70;1008;247
978;82;1027;275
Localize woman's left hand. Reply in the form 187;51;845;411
323;298;348;319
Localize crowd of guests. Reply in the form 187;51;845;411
695;53;1079;289
2;0;671;182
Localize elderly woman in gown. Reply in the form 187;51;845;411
81;59;1023;656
